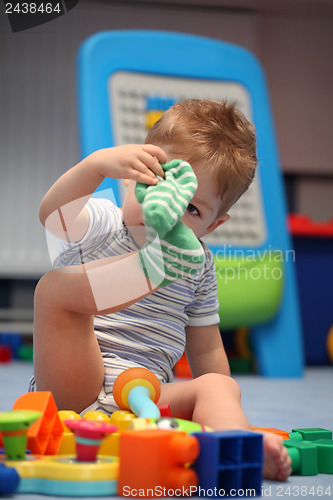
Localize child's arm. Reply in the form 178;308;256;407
185;324;231;377
40;144;166;241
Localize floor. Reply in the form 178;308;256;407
1;361;333;499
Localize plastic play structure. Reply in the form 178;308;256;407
77;30;304;377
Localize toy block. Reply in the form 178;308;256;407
17;344;33;362
314;439;333;474
0;333;22;359
0;345;12;363
13;392;63;455
193;431;263;497
290;428;332;442
284;440;318;475
118;429;199;497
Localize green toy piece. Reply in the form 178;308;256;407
0;410;41;460
284;440;319;476
290;428;333;441
285;428;333;476
313;439;333;474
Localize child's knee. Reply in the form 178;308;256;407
193;373;241;398
35;271;55;303
34;270;65;312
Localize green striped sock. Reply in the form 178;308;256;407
135;159;198;238
136;160;205;287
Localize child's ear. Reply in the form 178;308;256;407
203;214;230;237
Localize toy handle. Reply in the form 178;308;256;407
128;386;161;418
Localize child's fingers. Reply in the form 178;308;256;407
142;144;167;165
131;159;159;185
139;151;165;179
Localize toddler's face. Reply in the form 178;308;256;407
180;166;228;238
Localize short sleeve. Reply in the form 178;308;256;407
184;245;220;327
53;198;122;267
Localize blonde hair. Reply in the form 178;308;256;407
145;99;258;215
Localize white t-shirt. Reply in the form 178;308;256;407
55;198;220;384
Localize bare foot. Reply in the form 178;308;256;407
261;432;292;481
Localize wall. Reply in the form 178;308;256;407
0;0;332;281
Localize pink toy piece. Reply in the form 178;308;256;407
64;419;117;462
65;419;117;439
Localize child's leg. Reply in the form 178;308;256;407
34;256;158;413
159;374;292;481
33;268;105;413
160;373;248;429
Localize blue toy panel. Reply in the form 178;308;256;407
77;30;304;376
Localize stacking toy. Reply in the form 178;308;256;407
113;367;161;418
64;419;117;462
0;410;41;460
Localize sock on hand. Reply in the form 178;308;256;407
135;160;205;287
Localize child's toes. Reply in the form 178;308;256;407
262;432;292;481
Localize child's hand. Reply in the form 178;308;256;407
92;144;166;185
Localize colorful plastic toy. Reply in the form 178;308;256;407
285;427;333;475
64;419;117;462
193;430;263;497
56;410;136;458
57;410;81;455
251;426;290;440
7;454;119;496
129;417;211;433
0;345;12;363
157;403;171;417
0;332;23;359
290;428;332;442
117;429;199;496
0;410;41;460
113;367;161;418
13;392;63;455
285;440;319;476
0;463;20;494
1;412;119;496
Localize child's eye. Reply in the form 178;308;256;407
187;203;200;216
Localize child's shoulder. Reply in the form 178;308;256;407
87;196;122;221
200;240;214;260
